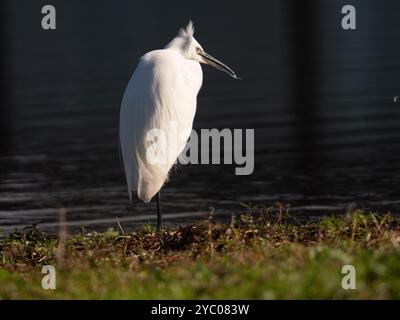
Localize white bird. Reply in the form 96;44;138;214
119;21;239;228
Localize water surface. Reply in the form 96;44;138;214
1;0;400;234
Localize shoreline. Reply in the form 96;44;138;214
1;210;399;299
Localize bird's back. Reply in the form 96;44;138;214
119;49;202;202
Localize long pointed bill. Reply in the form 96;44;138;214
200;52;241;80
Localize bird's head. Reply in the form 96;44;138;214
166;21;240;79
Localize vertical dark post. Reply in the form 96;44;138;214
156;192;163;230
0;2;9;160
288;0;323;175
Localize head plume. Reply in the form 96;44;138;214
178;20;194;38
165;20;195;53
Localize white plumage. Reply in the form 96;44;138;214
120;21;239;204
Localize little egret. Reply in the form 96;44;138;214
119;21;239;229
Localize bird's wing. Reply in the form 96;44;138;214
119;50;202;202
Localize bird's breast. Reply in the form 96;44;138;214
181;60;203;96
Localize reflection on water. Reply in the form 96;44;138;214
1;0;400;234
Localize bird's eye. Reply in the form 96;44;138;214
195;47;202;54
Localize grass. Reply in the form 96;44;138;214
0;205;400;299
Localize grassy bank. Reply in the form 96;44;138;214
1;207;400;299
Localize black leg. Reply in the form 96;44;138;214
156;191;163;230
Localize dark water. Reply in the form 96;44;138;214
1;0;400;234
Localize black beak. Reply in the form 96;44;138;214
200;52;241;80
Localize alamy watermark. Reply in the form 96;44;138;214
145;122;254;175
341;265;356;290
41;265;56;290
41;5;56;30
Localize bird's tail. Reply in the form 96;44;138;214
118;136;135;205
